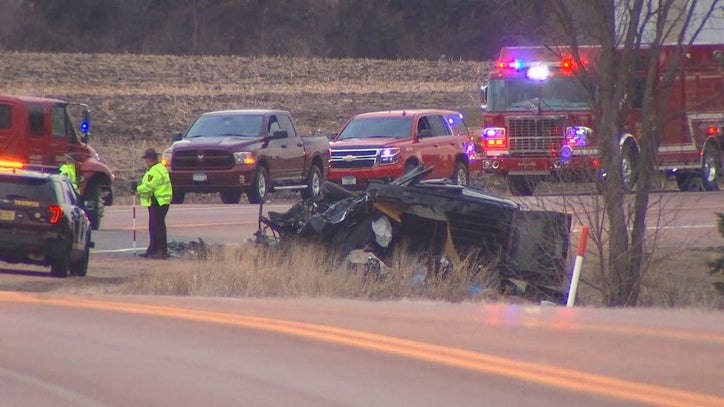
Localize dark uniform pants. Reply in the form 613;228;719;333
147;203;169;255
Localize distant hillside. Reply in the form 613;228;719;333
1;52;488;188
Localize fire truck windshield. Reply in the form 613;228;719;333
486;77;590;112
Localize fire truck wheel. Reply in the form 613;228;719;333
247;166;269;204
621;143;639;192
701;144;721;191
507;175;536;196
452;162;469;186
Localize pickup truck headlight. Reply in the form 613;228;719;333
378;148;400;165
161;151;172;167
234;151;256;165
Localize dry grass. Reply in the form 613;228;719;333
122;240;506;303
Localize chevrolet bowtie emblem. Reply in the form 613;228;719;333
197;154;204;161
343;155;355;162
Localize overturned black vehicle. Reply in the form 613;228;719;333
258;166;571;302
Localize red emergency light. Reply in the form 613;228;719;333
560;56;587;72
706;126;719;136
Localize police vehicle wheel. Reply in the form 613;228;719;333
51;256;70;278
70;232;91;277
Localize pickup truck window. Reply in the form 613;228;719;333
187;114;264;138
276;114;295;136
338;117;413;140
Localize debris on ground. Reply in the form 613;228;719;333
257;166;571;302
168;238;213;260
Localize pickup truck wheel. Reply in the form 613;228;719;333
452;162;469;185
507;175;535;196
301;165;322;199
220;190;242;204
247;167;269;204
171;191;185;204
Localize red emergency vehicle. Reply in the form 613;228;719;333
479;44;723;195
0;95;115;229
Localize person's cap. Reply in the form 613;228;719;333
141;148;159;159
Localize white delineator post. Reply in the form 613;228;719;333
566;225;589;307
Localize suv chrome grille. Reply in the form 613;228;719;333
330;148;379;169
172;149;235;170
507;117;565;157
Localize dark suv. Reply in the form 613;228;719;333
0;167;93;277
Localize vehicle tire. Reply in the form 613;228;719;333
404;162;418;174
84;181;104;230
247;166;269;204
220;190;242;204
621;143;639;193
676;172;704;192
701;143;721;191
452;162;469;186
171;191;186;204
50;256;70;278
301;165;322;199
70;232;91;277
507;175;535;196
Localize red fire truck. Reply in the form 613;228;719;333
478;44;723;195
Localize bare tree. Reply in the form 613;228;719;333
543;0;718;305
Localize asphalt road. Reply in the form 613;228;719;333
93;190;723;254
1;294;723;406
1;191;723;406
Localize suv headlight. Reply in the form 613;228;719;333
234;151;256;165
378;148;400;165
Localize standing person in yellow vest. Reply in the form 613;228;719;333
134;148;173;259
59;152;83;194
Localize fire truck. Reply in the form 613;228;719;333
0;95;115;229
478;44;723;195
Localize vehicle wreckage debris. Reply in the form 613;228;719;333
256;166;572;303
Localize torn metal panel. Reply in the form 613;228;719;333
258;165;571;302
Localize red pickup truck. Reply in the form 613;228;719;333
328;109;474;189
162;109;329;204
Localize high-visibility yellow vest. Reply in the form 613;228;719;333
59;163;79;193
136;162;172;206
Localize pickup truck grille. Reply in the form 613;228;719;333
171;149;235;170
507;117;565;157
330;148;379;169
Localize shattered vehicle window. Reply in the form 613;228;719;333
337;117;413;140
186;114;264;138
